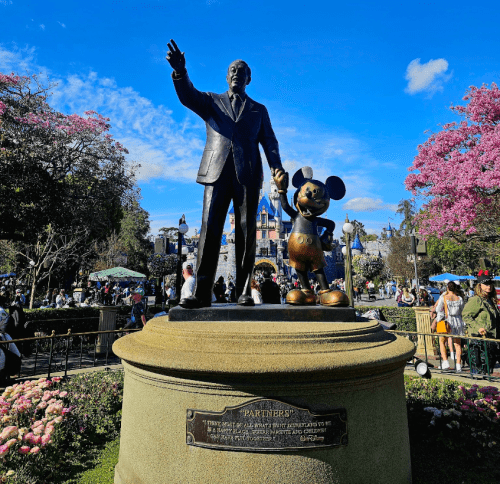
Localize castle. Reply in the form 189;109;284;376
208;178;345;283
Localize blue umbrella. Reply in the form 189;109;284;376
0;273;16;278
428;273;469;282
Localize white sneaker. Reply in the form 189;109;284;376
456;364;462;373
440;360;450;370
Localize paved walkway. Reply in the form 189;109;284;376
354;296;398;308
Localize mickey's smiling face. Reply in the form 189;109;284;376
295;180;330;219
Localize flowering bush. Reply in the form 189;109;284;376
351;254;384;280
406;376;500;480
0;370;124;483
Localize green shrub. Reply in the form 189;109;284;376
358;306;417;331
24;308;101;335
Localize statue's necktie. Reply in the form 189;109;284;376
232;94;242;118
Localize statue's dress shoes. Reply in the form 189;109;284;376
179;296;211;309
237;294;255;306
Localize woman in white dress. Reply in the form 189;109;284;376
435;281;465;372
250;279;263;305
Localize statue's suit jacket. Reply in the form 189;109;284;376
172;72;282;186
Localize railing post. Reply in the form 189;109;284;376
64;329;71;378
80;337;83;369
484;339;490;379
33;338;39;376
47;330;56;379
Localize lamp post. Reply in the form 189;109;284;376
28;260;35;309
277;240;285;277
410;230;419;305
175;215;189;303
342;215;355;307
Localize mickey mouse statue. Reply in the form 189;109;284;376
272;166;349;306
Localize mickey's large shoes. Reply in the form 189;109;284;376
179;296;211;309
237;294;255;306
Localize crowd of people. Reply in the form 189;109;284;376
426;272;500;376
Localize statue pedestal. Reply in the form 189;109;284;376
113;305;414;484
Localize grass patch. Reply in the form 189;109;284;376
73;437;120;484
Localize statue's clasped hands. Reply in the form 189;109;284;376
272;167;288;194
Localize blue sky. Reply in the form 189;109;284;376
2;0;500;240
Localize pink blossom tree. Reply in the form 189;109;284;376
0;71;139;307
405;83;500;241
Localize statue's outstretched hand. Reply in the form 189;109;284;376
272;168;288;193
166;39;186;74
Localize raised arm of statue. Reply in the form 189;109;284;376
166;39;186;76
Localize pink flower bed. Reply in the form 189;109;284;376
0;377;73;478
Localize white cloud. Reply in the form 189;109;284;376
404;58;451;95
342;197;398;212
39;24;45;30
0;0;13;5
57;21;66;28
0;45;37;72
0;45;206;183
49;73;206;182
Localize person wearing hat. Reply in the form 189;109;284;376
15;289;26;306
462;270;500;375
130;287;147;327
181;262;195;301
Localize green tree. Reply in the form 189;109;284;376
340;220;366;244
385;234;437;283
360;234;378;243
117;197;152;274
0;71;140;306
396;199;416;236
147;253;178;279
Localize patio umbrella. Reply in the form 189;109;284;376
88;267;147;282
428;273;469;282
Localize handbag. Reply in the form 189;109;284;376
436;298;451;334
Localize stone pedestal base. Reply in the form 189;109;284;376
113;310;414;484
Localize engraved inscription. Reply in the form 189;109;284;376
186;398;347;451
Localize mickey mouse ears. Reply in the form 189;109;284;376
477;270;495;283
291;166;346;201
292;167;314;188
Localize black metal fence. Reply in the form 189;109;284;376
387;329;500;381
0;328;141;381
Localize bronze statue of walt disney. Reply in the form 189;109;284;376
166;39;285;308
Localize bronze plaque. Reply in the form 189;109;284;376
186;398;347;452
